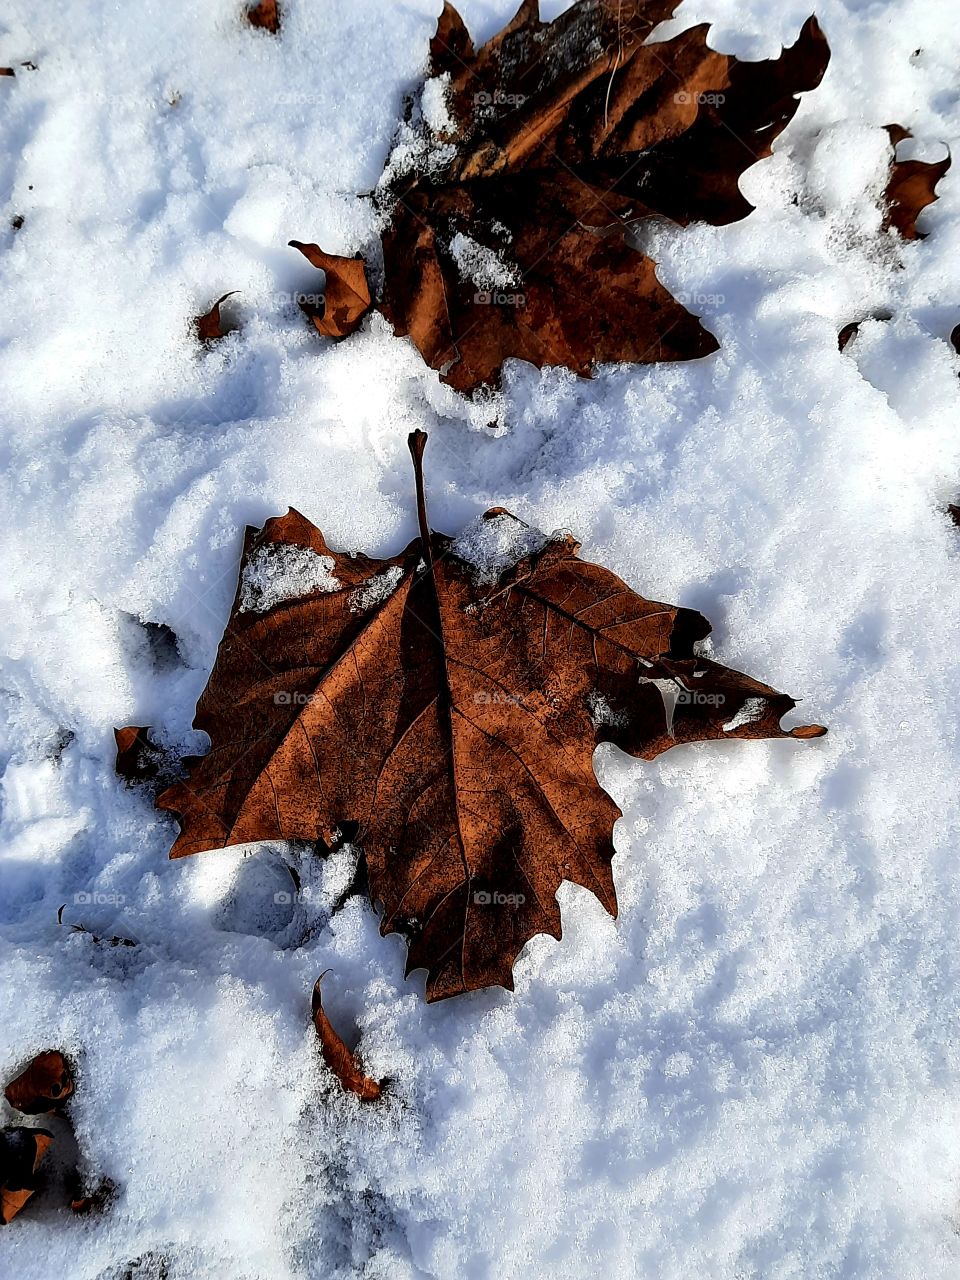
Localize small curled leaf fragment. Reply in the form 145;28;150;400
114;725;184;794
312;978;382;1102
195;292;239;343
4;1052;74;1116
0;1127;53;1224
289;242;372;339
788;723;827;739
883;124;950;240
838;322;859;351
115;725;164;784
70;1176;117;1216
246;0;280;33
838;312;890;352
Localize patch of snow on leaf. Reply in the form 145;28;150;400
377;76;459;195
420;73;456;136
239;542;340;613
378;122;456;192
349;565;404;613
588;692;628;730
723;696;769;732
451;511;550;585
449;232;521;290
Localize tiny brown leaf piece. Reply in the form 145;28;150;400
311;978;382;1101
838;311;890;351
246;0;280;34
288;242;372;339
4;1052;73;1116
0;1128;53;1224
0;69;14;78
376;0;830;392
883;125;950;240
115;726;185;794
115;726;165;785
838;321;859;351
150;431;826;1002
70;1176;116;1216
195;292;239;343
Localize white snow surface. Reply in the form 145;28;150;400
1;1;960;1278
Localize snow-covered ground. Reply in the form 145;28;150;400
2;0;960;1276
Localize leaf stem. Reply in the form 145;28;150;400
408;429;433;570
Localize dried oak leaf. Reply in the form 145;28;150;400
883;124;950;240
195;291;239;343
375;0;829;393
246;0;280;34
0;1127;53;1224
312;977;382;1101
150;431;825;1002
289;242;372;339
4;1051;74;1116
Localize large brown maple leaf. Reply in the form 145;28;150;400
374;0;829;392
149;432;824;1001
